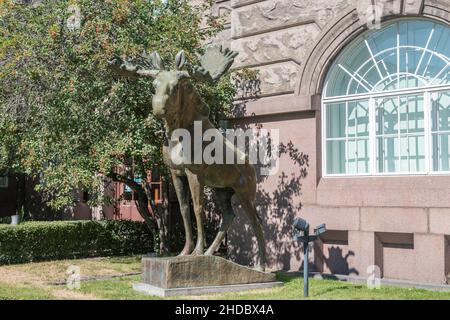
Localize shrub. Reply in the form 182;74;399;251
0;217;11;224
0;220;152;265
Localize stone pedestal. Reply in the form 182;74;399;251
133;255;282;297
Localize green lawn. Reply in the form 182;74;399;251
77;273;450;300
0;256;449;300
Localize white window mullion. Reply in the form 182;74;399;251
369;98;376;174
338;64;372;92
433;92;441;172
424;91;432;173
322;101;327;176
415;27;435;75
429;65;449;86
345;101;349;174
406;99;411;172
365;40;384;81
397;24;401;89
397;96;401;172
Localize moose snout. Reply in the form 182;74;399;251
152;94;168;117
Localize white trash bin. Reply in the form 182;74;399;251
10;215;19;225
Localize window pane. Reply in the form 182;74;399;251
326;103;346;138
431;92;450;172
326;100;370;175
357;138;370;174
400;135;426;172
425;57;448;84
0;176;8;188
376;97;398;135
400;95;424;134
325;20;450;98
400;136;409;172
348;100;369;138
326;140;345;174
432;24;450;60
432;133;450;171
432;68;450;86
348;80;370;95
431;92;450;132
368;23;397;54
376;95;426;173
325;70;352;97
347;139;357;174
399;20;434;48
377;137;399;173
376;51;398;87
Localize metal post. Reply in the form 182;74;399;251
303;240;309;297
294;219;326;298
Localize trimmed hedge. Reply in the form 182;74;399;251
0;220;152;265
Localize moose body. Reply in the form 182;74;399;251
109;46;266;270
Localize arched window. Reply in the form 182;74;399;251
323;19;450;176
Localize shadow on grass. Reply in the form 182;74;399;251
275;272;298;284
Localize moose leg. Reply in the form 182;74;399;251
171;171;194;256
185;170;205;255
235;193;266;272
205;188;235;256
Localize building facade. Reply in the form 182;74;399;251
211;0;450;285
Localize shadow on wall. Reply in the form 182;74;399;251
314;246;359;276
313;230;359;276
204;189;222;249
225;110;310;270
325;247;359;275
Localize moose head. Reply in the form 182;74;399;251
108;45;238;122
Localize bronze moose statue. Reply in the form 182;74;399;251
109;45;266;271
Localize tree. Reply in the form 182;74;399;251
0;0;235;253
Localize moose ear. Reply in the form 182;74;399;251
175;50;186;70
151;51;164;70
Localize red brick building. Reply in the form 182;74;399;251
0;173;163;222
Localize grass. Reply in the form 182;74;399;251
77;273;450;300
0;283;53;300
0;256;449;300
0;255;142;300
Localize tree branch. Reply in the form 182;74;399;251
107;170;158;233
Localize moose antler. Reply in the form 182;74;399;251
109;46;237;82
190;44;238;83
108;51;162;78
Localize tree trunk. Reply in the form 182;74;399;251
135;193;161;253
108;171;170;255
15;173;26;219
144;174;171;256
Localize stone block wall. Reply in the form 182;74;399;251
229;0;352;98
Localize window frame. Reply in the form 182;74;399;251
322;19;450;178
322;87;450;177
0;176;8;188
